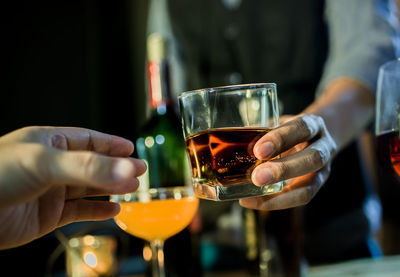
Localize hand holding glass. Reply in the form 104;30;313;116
179;83;284;201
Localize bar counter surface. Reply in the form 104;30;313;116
121;255;400;277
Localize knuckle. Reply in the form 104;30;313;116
87;130;113;155
81;152;100;178
312;114;325;126
273;129;288;150
301;114;324;137
296;115;311;135
85;131;95;151
310;138;336;168
50;134;68;150
103;135;113;155
310;148;325;168
274;161;290;180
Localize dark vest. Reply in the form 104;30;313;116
169;0;372;264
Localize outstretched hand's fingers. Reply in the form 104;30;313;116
1;126;135;156
57;199;121;227
251;135;335;186
253;114;323;160
0;143;146;209
240;167;329;211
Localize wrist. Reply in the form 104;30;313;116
304;77;374;150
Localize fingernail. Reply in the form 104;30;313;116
113;159;133;181
253;167;273;186
256;142;274;159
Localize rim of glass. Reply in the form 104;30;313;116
178;83;277;99
111;186;195;202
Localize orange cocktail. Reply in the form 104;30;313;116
112;186;199;277
114;196;199;242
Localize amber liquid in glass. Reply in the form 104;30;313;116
185;127;271;187
376;130;400;179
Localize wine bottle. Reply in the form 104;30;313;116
136;33;202;277
136;33;187;189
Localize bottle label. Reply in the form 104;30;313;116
147;61;163;109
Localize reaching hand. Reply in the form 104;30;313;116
240;114;337;210
0;126;146;250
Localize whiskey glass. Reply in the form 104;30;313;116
178;83;284;201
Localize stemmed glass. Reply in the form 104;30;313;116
375;58;400;181
111;186;199;277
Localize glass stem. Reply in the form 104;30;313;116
150;239;166;277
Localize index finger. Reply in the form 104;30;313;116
47;127;134;157
4;126;134;157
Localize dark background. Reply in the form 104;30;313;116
1;0;149;140
1;1;400;275
0;1;150;275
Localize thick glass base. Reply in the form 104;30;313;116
193;181;284;201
